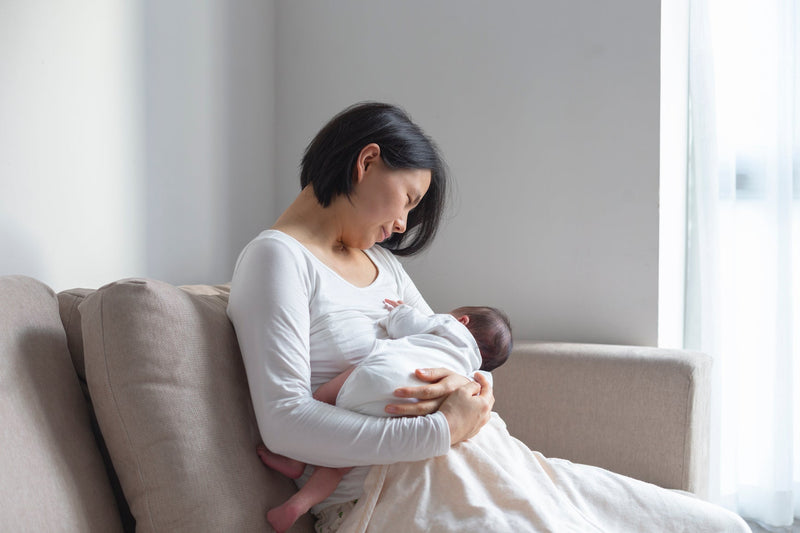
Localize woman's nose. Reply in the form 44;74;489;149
393;216;407;234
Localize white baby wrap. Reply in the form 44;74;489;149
336;304;483;417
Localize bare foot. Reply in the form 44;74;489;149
267;500;305;533
257;444;305;479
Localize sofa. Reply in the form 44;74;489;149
0;274;711;532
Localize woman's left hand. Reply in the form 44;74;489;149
385;368;472;416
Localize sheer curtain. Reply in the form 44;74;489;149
685;0;799;528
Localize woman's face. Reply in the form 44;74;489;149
344;148;432;250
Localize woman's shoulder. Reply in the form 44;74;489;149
233;229;310;274
247;229;306;253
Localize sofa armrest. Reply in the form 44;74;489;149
492;341;711;497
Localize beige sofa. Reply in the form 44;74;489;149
0;274;711;532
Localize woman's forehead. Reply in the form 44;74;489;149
406;168;432;192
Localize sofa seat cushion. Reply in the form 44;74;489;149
0;275;123;531
79;278;312;532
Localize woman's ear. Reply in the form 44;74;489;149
355;143;381;183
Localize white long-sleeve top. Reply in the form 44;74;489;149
227;230;451;506
336;304;483;417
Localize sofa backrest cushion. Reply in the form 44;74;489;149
58;286;135;531
58;287;94;382
78;278;313;532
0;275;123;532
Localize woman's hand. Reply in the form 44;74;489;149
386;368;494;445
438;372;494;445
386;368;472;416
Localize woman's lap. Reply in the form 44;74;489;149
334;414;749;533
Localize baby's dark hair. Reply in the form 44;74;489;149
453;306;513;372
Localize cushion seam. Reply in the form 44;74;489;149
100;290;157;531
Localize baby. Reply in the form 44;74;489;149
258;299;513;533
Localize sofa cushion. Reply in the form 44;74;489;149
58;286;135;531
0;275;123;531
58;287;94;382
79;278;313;532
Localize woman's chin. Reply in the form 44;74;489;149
353;238;376;250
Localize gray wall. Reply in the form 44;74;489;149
141;0;276;285
274;1;660;345
1;0;660;345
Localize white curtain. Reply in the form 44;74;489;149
685;0;799;528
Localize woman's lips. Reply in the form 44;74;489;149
381;227;389;242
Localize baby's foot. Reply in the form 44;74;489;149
266;501;304;533
257;444;305;479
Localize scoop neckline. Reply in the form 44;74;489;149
263;229;384;290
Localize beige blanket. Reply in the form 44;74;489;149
338;414;748;533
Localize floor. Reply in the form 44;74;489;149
745;518;800;532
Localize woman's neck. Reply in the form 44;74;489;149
272;186;348;253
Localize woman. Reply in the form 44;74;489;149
228;102;749;532
228;102;493;530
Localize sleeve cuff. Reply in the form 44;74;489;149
430;411;452;453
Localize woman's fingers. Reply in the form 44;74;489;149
413;367;453;382
393;384;439;400
465;373;494;439
393;369;471;399
384;398;443;416
474;372;494;404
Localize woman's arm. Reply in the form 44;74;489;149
227;236;451;468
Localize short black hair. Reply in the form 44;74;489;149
300;102;449;256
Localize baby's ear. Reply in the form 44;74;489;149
458;315;470;326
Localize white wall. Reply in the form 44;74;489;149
1;0;660;345
274;0;661;344
1;1;144;291
0;0;275;290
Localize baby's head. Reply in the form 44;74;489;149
450;306;513;371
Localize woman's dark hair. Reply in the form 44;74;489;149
453;306;514;372
300;102;448;256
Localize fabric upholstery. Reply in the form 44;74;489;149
78;278;313;532
493;341;711;498
58;287;135;531
58;287;93;382
0;275;123;531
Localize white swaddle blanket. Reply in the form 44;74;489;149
336;304;483;417
337;414;749;533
